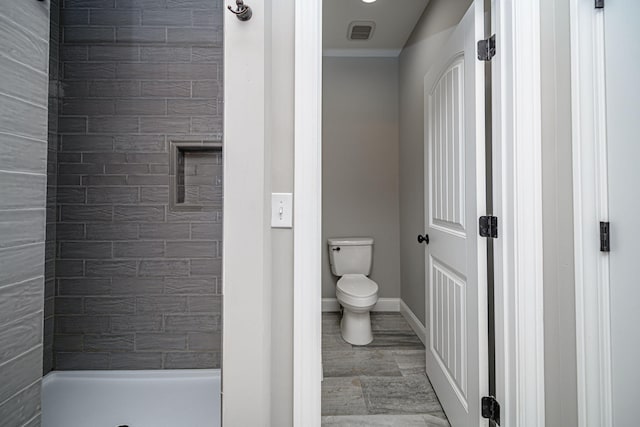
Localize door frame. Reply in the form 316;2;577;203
293;1;546;426
569;1;613;426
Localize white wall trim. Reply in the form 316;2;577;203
400;300;427;346
321;297;400;313
293;0;323;426
569;1;613;426
322;48;401;58
493;0;546;425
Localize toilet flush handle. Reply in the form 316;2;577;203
332;247;341;251
417;234;429;245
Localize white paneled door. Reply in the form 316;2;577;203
604;0;640;425
423;2;488;426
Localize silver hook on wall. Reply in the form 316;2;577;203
227;0;252;21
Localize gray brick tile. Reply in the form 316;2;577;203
126;175;170;185
84;334;134;352
55;316;110;334
141;10;191;26
113;241;165;258
136;296;186;313
164;351;217;369
115;99;166;116
55;260;85;277
141;80;191;97
140;187;169;203
88;116;139;134
87;187;139;204
59;242;112;259
90;9;141;25
88;46;140;62
117;63;168;80
164;277;217;294
167;27;220;44
188;332;221;351
82;175;128;186
56;223;86;240
86;223;138;240
167;99;216;116
86;260;137;276
55;352;110;370
53;335;83;352
191;116;223;135
62;99;115;116
140;117;190;134
192;81;221;98
114;135;166;152
110;277;162;294
115;0;166;8
59;117;88;133
126;153;168;164
54;297;84;315
191;47;222;63
139;223;189;239
167;63;217;80
166;240;216;258
56;187;86;204
111;315;162;332
87;81;141;98
165;314;218;332
190;258;221;276
117;27;166;43
61;136;114;152
60;205;113;222
85;297;135;314
64;0;115;7
0;348;42;404
61;46;89;61
61;9;90;26
113;205;164;222
136;333;187;351
190;223;222;240
166;0;216;7
187;295;221;313
110;352;163;369
192;9;221;27
64;27;115;44
139;260;189;276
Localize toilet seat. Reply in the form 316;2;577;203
336;274;378;307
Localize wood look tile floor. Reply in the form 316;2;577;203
321;312;450;427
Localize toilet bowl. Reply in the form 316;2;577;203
328;237;379;345
336;274;378;345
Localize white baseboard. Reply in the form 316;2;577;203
400;299;427;346
321;297;400;313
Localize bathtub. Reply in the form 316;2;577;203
42;369;221;427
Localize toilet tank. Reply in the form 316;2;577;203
328;237;374;276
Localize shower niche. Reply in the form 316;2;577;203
170;141;223;212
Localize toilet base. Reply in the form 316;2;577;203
340;307;373;345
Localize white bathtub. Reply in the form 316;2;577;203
42;369;221;427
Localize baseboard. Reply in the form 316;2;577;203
321;298;400;313
399;300;427;346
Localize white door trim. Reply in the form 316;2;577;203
491;0;546;425
293;1;546;425
293;1;323;426
569;1;613;426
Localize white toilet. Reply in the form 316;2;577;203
328;237;379;345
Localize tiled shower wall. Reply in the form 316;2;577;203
45;0;61;376
54;0;223;370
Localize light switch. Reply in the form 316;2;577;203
271;193;293;228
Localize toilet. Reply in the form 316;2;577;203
328;237;379;345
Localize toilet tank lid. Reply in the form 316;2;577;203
327;237;374;246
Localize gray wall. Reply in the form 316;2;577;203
54;0;223;370
322;57;401;300
540;0;578;425
0;0;51;425
398;0;472;323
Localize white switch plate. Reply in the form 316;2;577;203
271;193;293;228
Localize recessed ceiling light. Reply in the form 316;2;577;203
362;0;376;3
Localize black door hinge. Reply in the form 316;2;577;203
600;221;610;252
481;396;500;425
595;0;604;8
479;216;498;238
477;35;496;61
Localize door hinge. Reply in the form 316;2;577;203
595;0;604;8
477;34;496;61
479;216;498;238
481;396;501;425
600;221;610;252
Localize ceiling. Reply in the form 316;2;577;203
323;0;430;57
